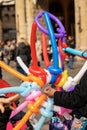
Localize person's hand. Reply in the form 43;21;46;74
44;86;56;98
0;94;20;113
0;98;10;113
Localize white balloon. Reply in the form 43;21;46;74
16;56;30;75
73;61;87;83
63;61;87;91
44;69;52;84
63;77;73;91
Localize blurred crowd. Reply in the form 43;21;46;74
0;38;31;77
0;35;76;79
66;35;75;69
0;39;17;65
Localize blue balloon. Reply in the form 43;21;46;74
63;47;83;57
82;50;87;58
35;98;54;130
0;82;40;97
43;11;62;83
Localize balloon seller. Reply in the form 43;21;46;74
44;70;87;130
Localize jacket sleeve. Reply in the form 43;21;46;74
54;70;87;109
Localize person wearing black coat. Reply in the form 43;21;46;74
15;40;31;75
44;70;87;129
0;96;12;130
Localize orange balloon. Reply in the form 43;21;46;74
13;94;47;130
0;61;44;88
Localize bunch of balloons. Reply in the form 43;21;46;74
0;11;87;130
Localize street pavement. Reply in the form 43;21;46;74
2;59;86;130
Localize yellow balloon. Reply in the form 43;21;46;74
58;55;62;68
55;70;68;87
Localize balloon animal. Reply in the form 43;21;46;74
0;11;87;130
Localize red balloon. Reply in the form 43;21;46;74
42;33;50;67
58;39;66;61
29;22;46;83
0;79;15;98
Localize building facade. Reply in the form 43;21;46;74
0;0;87;51
0;0;16;40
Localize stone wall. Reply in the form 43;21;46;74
75;0;87;50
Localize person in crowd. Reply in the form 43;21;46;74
10;39;17;61
66;36;75;69
15;38;31;75
44;70;87;129
3;40;12;65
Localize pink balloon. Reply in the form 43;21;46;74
6;122;13;130
58;107;72;115
10;91;42;119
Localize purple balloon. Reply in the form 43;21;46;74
35;11;67;38
67;86;75;92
